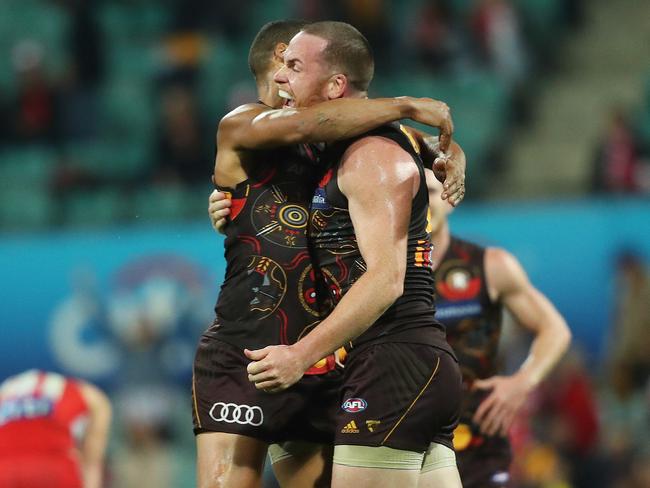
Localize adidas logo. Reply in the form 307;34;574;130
341;421;359;434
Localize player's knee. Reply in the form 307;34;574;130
197;464;229;488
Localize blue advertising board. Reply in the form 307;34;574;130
1;197;648;383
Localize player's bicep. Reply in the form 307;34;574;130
486;248;551;333
340;139;414;274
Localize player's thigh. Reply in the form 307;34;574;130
418;466;463;488
332;444;423;488
196;431;268;488
332;464;419;488
418;442;462;488
269;442;333;488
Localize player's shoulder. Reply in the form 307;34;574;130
485;247;528;294
450;235;485;254
218;103;268;133
342;133;414;168
485;247;519;269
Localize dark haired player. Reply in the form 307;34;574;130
423;172;571;487
193;20;465;488
245;21;463;487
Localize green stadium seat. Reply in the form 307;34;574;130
246;0;292;39
62;189;127;227
64;140;152;180
199;38;246;118
515;0;563;49
99;1;170;44
130;186;191;223
0;189;53;230
0;146;57;189
99;79;155;141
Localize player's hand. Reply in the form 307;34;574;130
244;345;308;393
410;98;454;153
208;190;231;233
433;147;465;207
472;374;533;437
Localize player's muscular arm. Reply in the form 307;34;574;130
245;137;415;391
219;97;453;151
473;249;571;436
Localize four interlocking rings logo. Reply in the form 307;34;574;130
209;402;264;426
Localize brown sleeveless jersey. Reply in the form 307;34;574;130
434;236;503;423
208;143;327;351
308;123;453;354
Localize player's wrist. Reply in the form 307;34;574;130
514;368;538;392
289;342;318;373
399;96;417;120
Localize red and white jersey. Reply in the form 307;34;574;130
0;370;89;456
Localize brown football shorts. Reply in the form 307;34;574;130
334;342;461;453
192;335;342;445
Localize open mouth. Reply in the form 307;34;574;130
278;89;295;108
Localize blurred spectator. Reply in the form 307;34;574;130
56;0;105;140
599;361;649;481
111;388;176;488
10;40;61;144
0;370;111;488
536;351;607;488
63;0;105;88
173;0;251;39
609;251;650;381
293;0;339;21
592;109;645;193
154;84;212;185
412;0;459;74
339;0;393;69
471;0;528;86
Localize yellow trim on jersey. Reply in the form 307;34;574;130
399;124;421;155
192;371;201;429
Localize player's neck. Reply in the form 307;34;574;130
430;222;451;270
257;78;279;108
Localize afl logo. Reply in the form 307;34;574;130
342;398;367;413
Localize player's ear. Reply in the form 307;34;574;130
327;73;347;100
273;42;287;64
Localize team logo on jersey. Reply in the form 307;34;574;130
436;260;482;301
342;398;367;413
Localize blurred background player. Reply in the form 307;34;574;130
424;170;572;487
0;369;111;488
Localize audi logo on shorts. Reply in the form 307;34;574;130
209;402;264;426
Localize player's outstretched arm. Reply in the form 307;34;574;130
78;382;112;488
219;97;452;151
245;136;414;391
473;249;571;436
